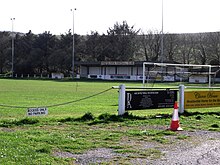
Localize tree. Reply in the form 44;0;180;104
195;33;209;65
48;49;68;74
84;31;102;61
140;30;161;62
139;31;150;61
14;30;37;74
164;33;179;62
105;21;139;61
55;30;73;73
0;32;10;73
33;31;57;73
177;33;195;64
208;32;220;65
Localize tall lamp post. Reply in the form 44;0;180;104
11;18;15;78
71;8;76;79
161;0;164;63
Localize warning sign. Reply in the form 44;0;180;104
184;91;220;109
27;107;48;116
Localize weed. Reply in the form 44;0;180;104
76;112;95;121
117;148;162;159
58;117;75;122
98;113;122;122
176;134;189;140
36;147;51;154
0;118;39;127
151;137;169;144
211;124;219;128
195;116;202;120
141;130;176;136
15;118;39;125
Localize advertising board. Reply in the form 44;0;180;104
125;90;177;110
184;91;220;109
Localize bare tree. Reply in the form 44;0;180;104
139;30;161;62
195;33;209;65
208;32;220;65
164;33;179;62
177;33;195;64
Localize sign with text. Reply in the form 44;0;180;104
184;91;220;109
27;107;48;116
101;61;134;66
125;90;177;110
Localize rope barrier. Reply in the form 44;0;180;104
0;88;113;109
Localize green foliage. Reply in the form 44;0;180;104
106;21;139;61
0;21;140;75
2;30;220;75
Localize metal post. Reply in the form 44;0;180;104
142;63;145;86
11;18;15;78
209;66;211;87
118;84;126;116
71;8;76;79
179;84;185;114
160;0;164;63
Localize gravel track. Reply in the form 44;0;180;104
54;130;220;164
149;131;220;165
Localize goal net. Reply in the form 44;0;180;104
142;62;213;87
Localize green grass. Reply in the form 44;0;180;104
0;79;184;119
0;79;219;164
0;79;120;119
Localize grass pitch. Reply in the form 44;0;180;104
0;79;180;119
0;79;219;164
0;79;120;119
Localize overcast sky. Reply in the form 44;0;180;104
1;0;220;35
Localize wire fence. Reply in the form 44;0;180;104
0;88;113;109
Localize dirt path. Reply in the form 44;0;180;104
158;140;220;165
149;131;220;165
54;130;220;164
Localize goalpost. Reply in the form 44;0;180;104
142;62;212;87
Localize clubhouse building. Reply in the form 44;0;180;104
76;61;220;83
77;61;144;81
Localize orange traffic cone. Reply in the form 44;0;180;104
169;101;183;131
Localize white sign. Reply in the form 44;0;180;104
27;107;48;116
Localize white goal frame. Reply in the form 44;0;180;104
142;62;212;87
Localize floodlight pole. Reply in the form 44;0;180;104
71;8;76;79
161;0;164;63
11;18;15;78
